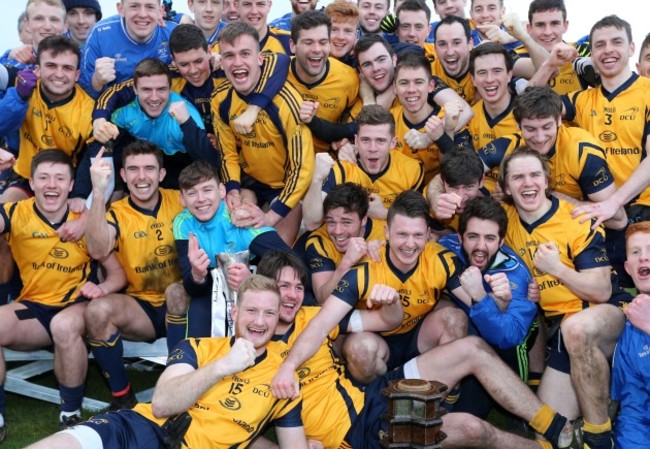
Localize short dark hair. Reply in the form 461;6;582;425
396;0;431;23
387;190;430;226
458;197;507;239
590;15;633;45
178;160;220;191
170;23;209;55
527;0;567;24
122;140;164;169
469;41;513;75
37;35;81;69
470;0;502;7
134;58;172;87
434;15;472;42
257;251;308;289
356;104;396;136
498;146;552;204
323;182;369;220
31;149;74;178
290;10;331;43
640;33;650;60
440;146;484;187
355;34;395;62
219;21;260;47
395;51;432;80
513;86;562;123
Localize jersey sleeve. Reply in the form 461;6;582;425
166;338;199;368
478;135;521;170
330;265;363;307
92;79;137;121
572;226;609;270
215;106;242;193
576;143;615;195
611;324;650;449
0;87;28;138
248;230;291;258
249;53;290;110
80;32;102;98
305;235;337;273
561;91;581;123
271;118;314;217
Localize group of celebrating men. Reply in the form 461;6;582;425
0;0;648;448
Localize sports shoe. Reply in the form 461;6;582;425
59;414;82;431
0;423;6;443
109;388;137;411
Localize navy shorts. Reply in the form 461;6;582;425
385;319;424;369
546;316;571;374
77;409;166;449
343;366;405;449
0;170;32;197
240;174;282;207
133;297;167;340
17;299;87;339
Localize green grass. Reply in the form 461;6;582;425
2;360;162;448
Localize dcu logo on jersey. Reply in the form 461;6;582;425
154;245;174;257
219;396;242;411
50;247;69;259
598;130;618;143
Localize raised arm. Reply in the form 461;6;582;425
151;337;257;418
85;147;117;259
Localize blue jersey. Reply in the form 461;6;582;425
80;15;177;97
0;48;36;71
111;92;204;156
611;320;650;449
269;12;292;31
439;234;537;349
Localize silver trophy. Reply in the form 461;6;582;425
210;250;250;337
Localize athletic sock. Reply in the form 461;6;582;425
527;371;542;393
166;313;188;352
582;419;613;449
529;404;567;448
59;383;85;413
89;330;129;394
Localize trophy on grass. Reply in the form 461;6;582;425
210;250;250;337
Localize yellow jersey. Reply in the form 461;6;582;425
478;126;615;200
305;218;386;273
271;307;364;448
134;336;303;449
391;104;445;183
1;199;92;307
332;242;460;335
213;81;315;215
469;96;518;191
323;154;425;209
288;57;359;153
107;188;183;306
562;73;650;207
503;197;610;317
14;83;94;179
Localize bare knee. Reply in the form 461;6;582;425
51;308;86;346
84;298;116;336
442;413;493;447
438;307;468;341
343;333;387;384
165;283;190;315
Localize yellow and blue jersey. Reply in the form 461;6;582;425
135;336;303;449
107;188;183;306
332;242;460;335
1;199;92;307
